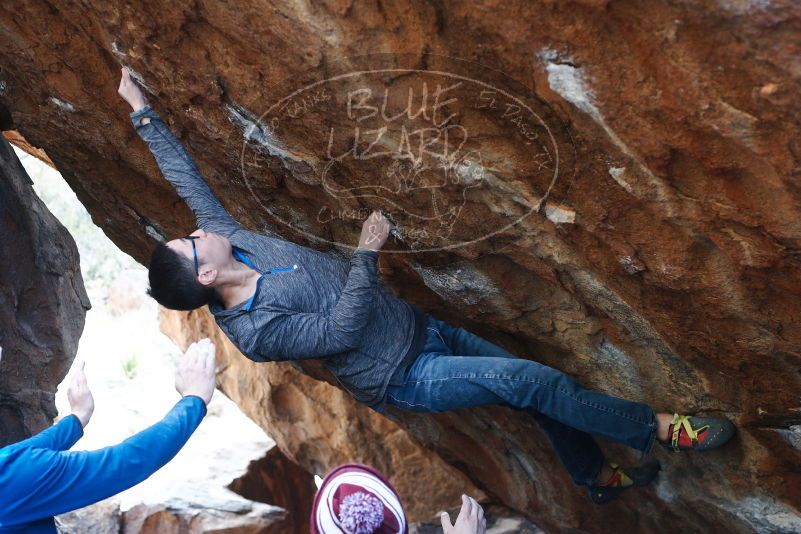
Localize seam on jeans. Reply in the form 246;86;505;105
427;326;447;347
408;374;652;426
387;394;429;410
643;418;658;454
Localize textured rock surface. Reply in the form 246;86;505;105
2;1;801;531
57;495;289;534
0;134;89;446
123;495;288;534
160;307;483;523
228;446;317;534
56;499;122;534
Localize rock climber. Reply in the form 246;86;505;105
0;340;217;533
118;67;736;504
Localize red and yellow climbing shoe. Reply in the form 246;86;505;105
588;461;660;505
662;414;736;452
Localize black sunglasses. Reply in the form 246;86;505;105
182;236;200;275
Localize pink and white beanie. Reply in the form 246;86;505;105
310;464;408;534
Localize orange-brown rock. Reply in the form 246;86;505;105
229;446;317;534
2;1;801;531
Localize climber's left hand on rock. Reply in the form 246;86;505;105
357;210;392;252
118;67;148;114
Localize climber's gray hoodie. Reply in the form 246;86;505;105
131;105;425;410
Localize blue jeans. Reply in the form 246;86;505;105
385;315;658;487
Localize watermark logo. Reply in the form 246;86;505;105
236;54;573;253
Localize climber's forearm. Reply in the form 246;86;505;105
129;105;240;234
6;414;83;453
0;397;205;527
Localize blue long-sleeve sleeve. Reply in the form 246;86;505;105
0;396;206;533
8;414;83;452
130;105;240;236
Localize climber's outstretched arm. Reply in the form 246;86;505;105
0;396;206;525
118;68;239;236
0;340;216;531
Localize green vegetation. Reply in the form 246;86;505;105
120;353;139;380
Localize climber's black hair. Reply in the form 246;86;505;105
147;243;219;310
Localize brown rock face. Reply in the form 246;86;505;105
57;497;289;534
56;499;122;534
2;1;801;531
229;447;317;534
122;498;288;534
0;134;89;446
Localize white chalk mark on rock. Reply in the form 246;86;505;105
618;255;646;274
124;68;154;94
617;256;645;274
48;97;76;113
144;224;165;242
720;496;801;533
717;0;772;14
540;50;675;214
226;104;287;156
539;51;596;116
226;103;317;185
111;41;127;59
776;425;801;451
608;167;633;193
544;202;575;224
411;262;502;306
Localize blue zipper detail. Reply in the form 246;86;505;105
233;248;299;276
232;248;299;312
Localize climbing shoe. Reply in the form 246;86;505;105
587;461;661;505
662;414;736;452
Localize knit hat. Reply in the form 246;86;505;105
310;464;408;534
